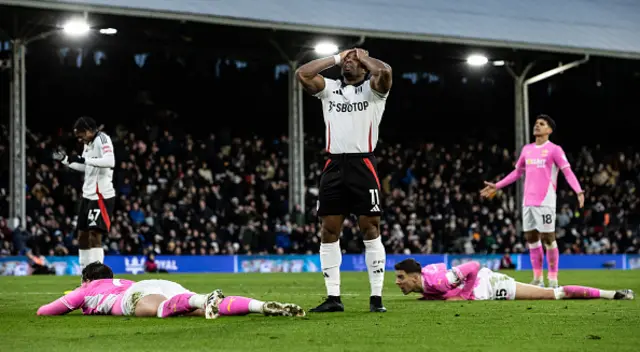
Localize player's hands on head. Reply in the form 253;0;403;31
338;49;355;63
354;48;369;60
52;150;67;162
480;181;497;198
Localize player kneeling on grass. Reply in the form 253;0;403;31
394;259;635;301
37;262;305;319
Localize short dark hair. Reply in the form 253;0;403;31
73;116;98;132
82;262;114;282
536;114;556;131
394;258;422;274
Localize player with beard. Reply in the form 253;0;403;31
296;49;392;312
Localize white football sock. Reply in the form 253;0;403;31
364;236;386;297
89;247;104;264
156;300;168;317
79;249;92;270
188;294;208;309
320;241;342;297
599;290;615;299
249;299;265;313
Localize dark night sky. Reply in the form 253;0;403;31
1;5;639;152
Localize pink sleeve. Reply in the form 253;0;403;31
495;149;525;189
452;261;481;296
430;263;447;272
37;300;73;316
515;150;526;170
36;288;86;315
561;168;583;194
495;169;524;189
552;145;571;170
37;288;87;316
553;146;583;193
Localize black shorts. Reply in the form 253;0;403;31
317;153;382;217
76;196;115;233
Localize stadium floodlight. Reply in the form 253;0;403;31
466;54;489;66
314;42;339;55
99;28;117;35
63;20;91;36
493;60;505;67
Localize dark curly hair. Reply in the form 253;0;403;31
81;262;114;282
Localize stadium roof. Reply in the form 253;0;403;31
2;0;640;60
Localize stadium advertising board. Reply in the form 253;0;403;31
237;255;321;273
104;255;235;274
1;254;638;275
626;255;640;270
0;256;81;276
519;254;625;270
447;254;505;270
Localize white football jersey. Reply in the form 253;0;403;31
79;132;116;200
314;78;389;154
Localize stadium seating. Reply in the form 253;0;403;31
0;126;638;257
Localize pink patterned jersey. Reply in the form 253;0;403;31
515;141;572;207
420;263;476;300
60;279;134;315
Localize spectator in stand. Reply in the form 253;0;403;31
500;251;516;270
144;253;167;273
0;125;639;258
27;249;56;275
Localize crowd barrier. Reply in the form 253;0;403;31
1;254;639;276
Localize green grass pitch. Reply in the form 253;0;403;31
1;270;639;352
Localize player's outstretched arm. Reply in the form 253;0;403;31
37;294;77;316
354;49;392;94
496;168;525;189
480;150;525;198
37;299;73;316
296;49;353;95
37;288;87;316
553;146;585;208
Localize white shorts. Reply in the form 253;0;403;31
120;280;193;316
522;206;556;233
472;268;517;301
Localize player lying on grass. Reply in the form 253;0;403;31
394;259;635;301
37;262;305;318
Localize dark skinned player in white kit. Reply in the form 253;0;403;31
296;48;392;312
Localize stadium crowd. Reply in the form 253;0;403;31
1;121;639;258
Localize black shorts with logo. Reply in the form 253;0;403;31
317;153;382;217
76;196;115;233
